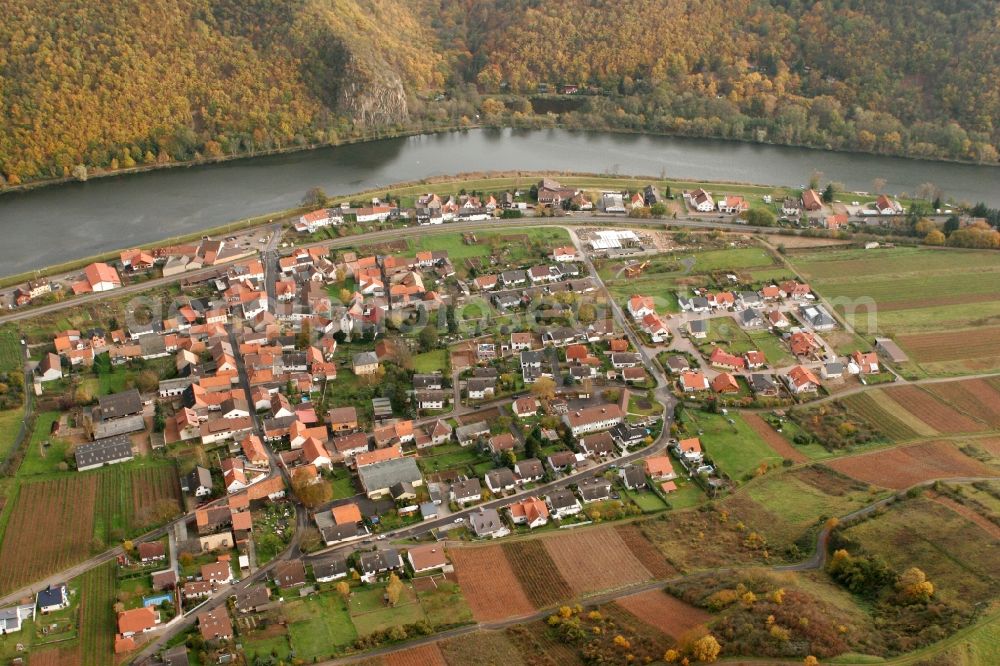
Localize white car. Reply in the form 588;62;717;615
453;517;465;523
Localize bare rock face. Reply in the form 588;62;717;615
335;52;409;127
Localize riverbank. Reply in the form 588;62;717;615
2;128;997;276
0;124;470;196
0;204;302;290
3;121;997;197
1;170;751;287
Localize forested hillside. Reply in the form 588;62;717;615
1;0;997;186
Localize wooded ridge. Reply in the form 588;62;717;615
1;0;997;186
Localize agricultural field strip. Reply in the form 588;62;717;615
840;392;927;440
897;327;1000;363
810;271;1000;305
448;545;535;622
613;588;711;639
886;385;990;433
925;379;1000;428
827;440;999;490
789;248;1000;281
0;465;181;594
542;528;655;596
503;540;574;608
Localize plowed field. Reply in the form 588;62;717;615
828;441;998;489
543;527;654;595
615;589;711;639
448;545;534;622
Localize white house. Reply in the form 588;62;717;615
627;295;655;320
686;188;714;212
562;404;624;436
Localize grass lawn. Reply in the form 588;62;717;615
623;488;669;512
412;349;448;374
416;580;475;629
0;409;23;463
244;634;292;662
416;443;490;476
627;395;660;416
117;575;153;610
747;330;794;367
408;228;569;264
0;327;21;372
286;593;357;659
685;411;784;482
663;477;706;510
328;466;358;500
16;411;68;477
740;469;884;549
676;247;776;273
349;583;427;636
696;317;757;355
767;418;833;460
922;614;1000;666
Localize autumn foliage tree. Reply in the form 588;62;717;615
385;572;404;606
896;567;934;603
292;475;332;508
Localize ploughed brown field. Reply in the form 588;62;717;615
384;643;447;666
884;385;989;433
0;466;181;594
614;589;712;639
828;441;998;489
503;540;574;608
924;378;1000;428
897;327;1000;364
448;545;535;622
543;527;656;595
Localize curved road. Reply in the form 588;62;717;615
0;214;774;327
312;476;1000;666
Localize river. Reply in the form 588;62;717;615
0;128;997;276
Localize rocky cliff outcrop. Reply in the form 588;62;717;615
334;52;409;126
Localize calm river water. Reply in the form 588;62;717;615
0;128;997;276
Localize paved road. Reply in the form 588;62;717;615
0;214;768;327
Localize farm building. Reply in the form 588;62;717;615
75;434;135;471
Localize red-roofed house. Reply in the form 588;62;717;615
641;313;670;342
784;365;821;394
73;262;121;294
512;396;539;418
709;347;745;371
331;503;363;525
118;606;158;637
788;331;820;357
851;351;880;374
508;497;549;528
801;189;823;211
644;456;675;480
711;372;740;393
680;371;709;392
718;195;749;214
744;350;767;369
241;435;269;467
627;295;656;319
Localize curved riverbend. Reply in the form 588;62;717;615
1;128;997;275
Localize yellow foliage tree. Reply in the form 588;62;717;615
690;634;721;663
897;567;934;603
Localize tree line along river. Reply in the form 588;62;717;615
0;128;997;277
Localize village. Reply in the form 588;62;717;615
0;175;976;666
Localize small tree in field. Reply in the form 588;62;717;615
386;573;404;606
